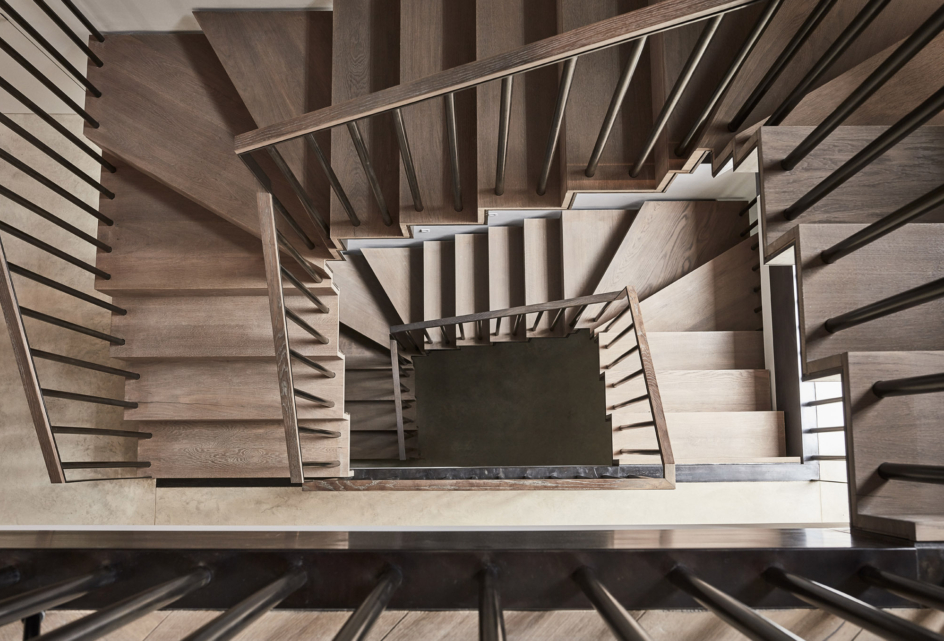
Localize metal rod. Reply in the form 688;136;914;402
610;369;645;388
239;154;316;250
740;197;757;217
617;420;654;430
604;345;639;370
0;568;115;627
824;276;944;333
495;76;513;195
61;461;150;469
19;307;124;345
619;449;660;455
0;184;110;251
530;310;545;332
280;267;329;313
587;37;647;176
52;426;151;438
591;301;613;324
728;0;839;132
0;0;101;97
630;15;722;178
299;426;342;438
782;3;944;169
609;393;649;411
304;133;360;227
347;121;393;226
803;396;842;407
511;314;522;336
569;303;589;329
574;567;653;641
740;219;758;237
549;309;564;330
806;426;845;433
23;611;43;639
860;566;944;611
8;263;126;314
444;92;463;212
492;316;502;336
30;0;103;66
784;85;944;221
821;184;944;263
458;322;466;341
182;570;307;641
767;0;891;126
878;463;944;485
438;325;451;346
266;146;327;235
294;388;334;408
59;0;104;42
479;566;506;641
303;460;340;469
285;308;329;344
0;148;110;224
537;56;577;195
41;389;137;409
0;220;109;278
290;349;336;378
0;75;113;171
393;108;424;212
38;570;213;641
764;567;944;641
670;566;803;641
0;34;98;127
30;349;139;379
597;303;631;337
276;231;323;284
872;371;944;398
603;321;635;348
676;0;782;157
332;567;402;641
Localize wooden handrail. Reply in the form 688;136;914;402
234;0;760;154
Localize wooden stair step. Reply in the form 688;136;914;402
110;294;340;360
332;253;402;349
340;327;406;369
639;237;760;332
612;411;785;464
330;0;403;243
136;419;350;479
398;0;478;226
793;224;944;366
604;369;772;413
361;247;423;325
760;126;944;251
347;401;416;431
424;241;456;349
196;10;334;247
488;226;525;342
523;218;563;338
352;431;419;460
124;359;344;421
346;369;415;402
599;330;764;371
475;0;562;210
454;233;490;346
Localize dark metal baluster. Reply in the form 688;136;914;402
872;372;944;397
767;0;891;126
511;314;523;336
568;304;589;329
42;389;137;408
304;133;360;226
530;310;545;332
348;120;393;225
393;108;424;212
239;154;316;250
740;219;758;237
492;316;502;336
608;393;649;411
537;56;577;196
30;349;139;379
0;0;101;96
59;0;104;42
29;0;103;66
783;86;944;221
0;185;110;251
860;566;944;610
0;221;109;278
676;0;783;157
495;77;513;195
603;324;635;349
591;300;613;323
22;611;43;639
603;345;640;370
728;0;839;132
0;569;115;627
479;566;506;641
549;308;564;330
587;37;647;177
596;302;631;337
266;146;327;235
9;263;126;314
19;307;124;344
303;460;340;469
781;3;944;170
276;231;324;284
821;184;944;263
878;463;944;485
281;267;329;313
616;420;654;431
299;425;342;438
630;15;722;178
52;426;151;438
574;567;653;641
445;93;462;212
609;369;644;388
619;448;660;455
285;308;330;343
36;570;212;641
294;388;335;408
290;349;336;378
824;276;944;333
332;567;402;641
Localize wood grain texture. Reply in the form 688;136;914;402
304;477;673;490
488;226;526;341
759;126;944;251
347;401;416;431
640;237;760;331
523;218;563;337
605;369;772;412
330;0;403;243
423;241;456;347
361;247;423;324
346;369;415;402
329;253;401;348
794;224;944;369
398;0;479;226
351;430;419;459
646;331;764;371
136;419;350;479
454;233;490;345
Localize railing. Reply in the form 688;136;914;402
388;287;674;482
232;0;773;222
0;0;150;483
257;193;341;484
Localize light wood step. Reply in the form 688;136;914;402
599;330;765;371
340;328;406;369
352;431;419;460
136;419;350;478
361;247;423;327
398;0;478;226
346;369;416;402
330;0;403;244
604;369;772;413
612;411;784;464
124;359;344;421
331;253;402;349
793;224;944;368
523;218;563;338
347;401;416;431
110;293;340;360
454;233;490;346
488;226;525;342
423;241;456;349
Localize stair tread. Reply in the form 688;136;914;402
599;331;765;371
488;226;525;342
794;224;944;364
346;369;415;402
347;401;417;431
332;254;402;349
424;241;456;348
136;419;350;478
454;234;490;346
361;247;423;325
523;218;564;337
605;369;772;413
